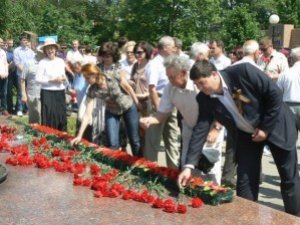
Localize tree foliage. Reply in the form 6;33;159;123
221;5;262;50
0;0;299;50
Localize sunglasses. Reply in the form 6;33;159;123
135;51;145;55
260;47;269;52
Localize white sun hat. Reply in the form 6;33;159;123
37;37;60;52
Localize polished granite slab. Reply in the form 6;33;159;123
0;152;300;225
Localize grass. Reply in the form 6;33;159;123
12;114;77;136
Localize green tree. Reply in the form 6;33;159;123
277;0;300;26
222;0;277;29
114;0;222;48
0;0;38;40
87;0;124;45
221;5;262;51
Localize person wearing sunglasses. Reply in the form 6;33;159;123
130;41;153;117
120;41;137;79
257;37;289;81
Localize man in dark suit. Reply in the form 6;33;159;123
178;61;300;217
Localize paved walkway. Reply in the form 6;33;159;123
258;147;300;211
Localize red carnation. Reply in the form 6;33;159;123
146;195;155;204
90;164;100;175
82;179;92;187
91;180;109;192
163;199;176;213
18;156;33;166
35;158;51;169
6;157;17;166
52;149;61;157
140;190;153;203
68;150;77;157
111;183;125;194
60;154;70;163
191;197;204;208
122;190;134;200
73;163;86;174
73;178;83;186
94;191;103;198
152;198;164;208
177;204;187;214
108;189;119;198
39;136;47;145
132;192;143;202
101;189;109;197
68;165;76;173
54;163;68;173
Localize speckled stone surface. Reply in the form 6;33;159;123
1;153;300;225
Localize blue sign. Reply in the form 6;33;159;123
38;35;58;44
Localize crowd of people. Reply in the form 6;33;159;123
0;34;300;216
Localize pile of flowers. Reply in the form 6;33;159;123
1;124;233;214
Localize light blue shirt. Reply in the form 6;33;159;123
73;73;88;107
211;74;255;134
13;46;35;76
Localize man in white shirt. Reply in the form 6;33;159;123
257;37;289;81
66;40;84;63
277;47;300;130
144;36;180;169
0;38;8;115
140;55;224;184
232;40;261;69
13;35;35;116
66;40;84;77
82;46;97;65
209;40;231;70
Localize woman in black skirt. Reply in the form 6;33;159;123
36;38;68;131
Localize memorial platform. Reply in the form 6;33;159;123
1;152;300;225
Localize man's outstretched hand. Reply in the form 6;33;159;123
177;167;192;189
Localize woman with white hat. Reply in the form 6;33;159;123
35;38;68;131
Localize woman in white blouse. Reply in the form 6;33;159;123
36;38;68;131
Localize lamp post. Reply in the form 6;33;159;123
269;14;280;48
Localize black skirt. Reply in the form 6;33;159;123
41;89;67;132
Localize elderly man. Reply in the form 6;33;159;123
178;60;300;217
277;47;300;131
141;55;224;184
21;48;43;124
233;40;260;68
144;36;180;169
257;37;289;81
189;42;210;65
224;39;262;186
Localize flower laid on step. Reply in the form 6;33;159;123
1;124;234;215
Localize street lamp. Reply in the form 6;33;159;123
269;14;280;48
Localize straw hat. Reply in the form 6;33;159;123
37;38;60;52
